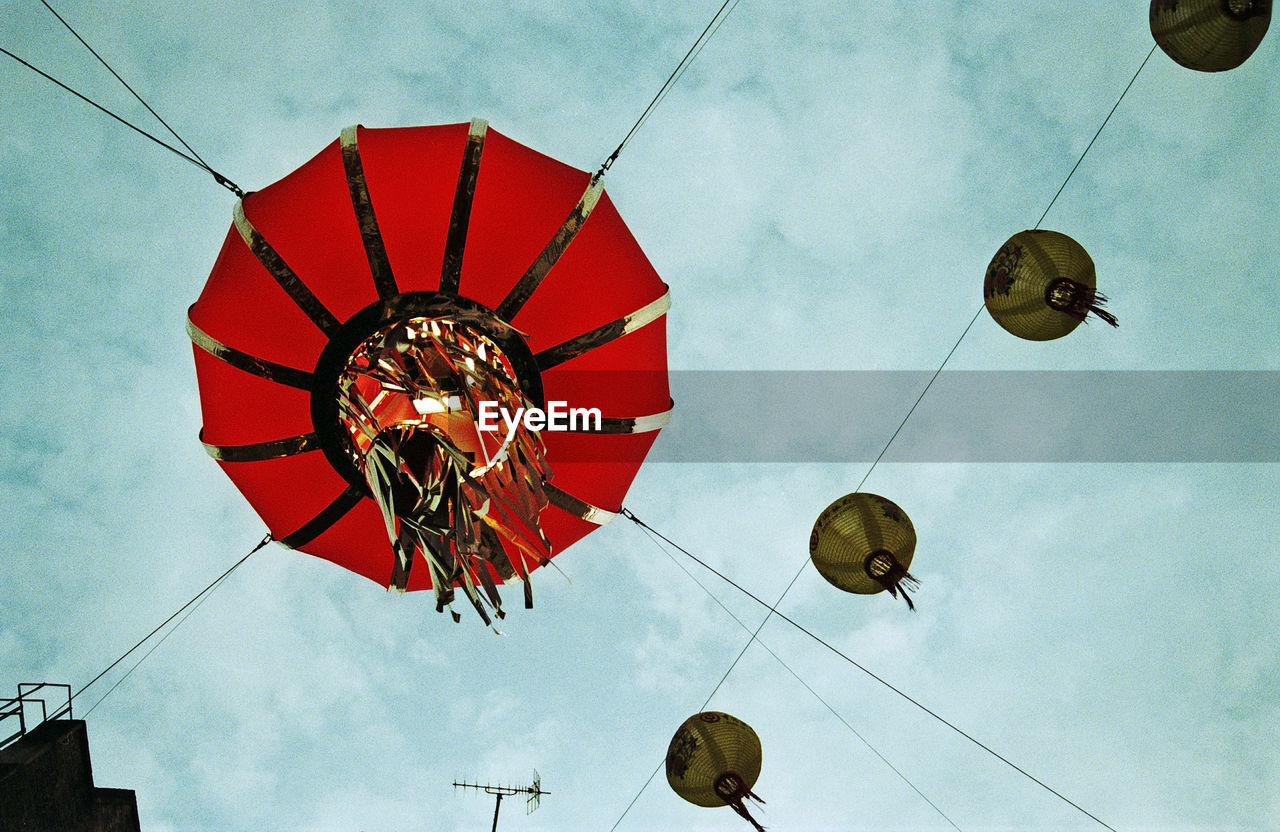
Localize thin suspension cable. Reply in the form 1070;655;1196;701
860;305;986;491
608;526;809;832
606;760;662;832
72;535;271;703
1;47;202;171
621;0;744;162
1035;44;1158;229
680;38;1162;706
641;41;1160;824
604;69;996;832
82;564;237;719
639;524;964;831
38;0;211;170
0;47;245;196
682;301;986;735
626;512;1119;832
599;0;744;176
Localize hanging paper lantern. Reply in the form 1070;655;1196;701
983;229;1117;341
666;712;766;831
1150;0;1271;72
189;120;672;623
809;492;919;610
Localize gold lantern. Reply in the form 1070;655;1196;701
810;492;920;609
666;712;766;830
983;229;1117;341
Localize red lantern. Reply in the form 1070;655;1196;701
189;120;671;622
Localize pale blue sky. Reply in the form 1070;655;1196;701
2;2;1278;831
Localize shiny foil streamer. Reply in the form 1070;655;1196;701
336;310;552;624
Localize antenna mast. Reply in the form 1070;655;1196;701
453;770;548;832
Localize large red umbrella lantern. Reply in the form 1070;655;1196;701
189;120;671;623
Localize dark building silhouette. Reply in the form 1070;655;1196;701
0;719;139;832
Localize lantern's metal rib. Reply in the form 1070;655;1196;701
340;125;398;300
200;432;323;462
494;175;606;321
186;314;316;390
563;403;673;434
278;485;366;549
534;289;670;371
439;118;488;294
544;484;617;525
233;201;341;337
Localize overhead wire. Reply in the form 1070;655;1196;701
82;560;240;719
0;48;208;174
623;0;745;160
37;0;213;172
1035;44;1159;230
634;522;965;831
7;0;1159;824
608;36;1161;832
626;512;1119;832
3;0;264;730
680;35;1161;723
3;2;245;196
72;535;271;707
605;268;986;832
598;0;744;177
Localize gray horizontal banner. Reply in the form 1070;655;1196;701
635;371;1278;462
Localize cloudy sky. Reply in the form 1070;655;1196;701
3;2;1278;830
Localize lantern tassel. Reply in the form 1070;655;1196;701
874;555;921;612
1086;290;1119;327
336;310;556;626
885;571;920;611
729;789;767;831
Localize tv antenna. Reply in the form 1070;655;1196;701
453;770;548;831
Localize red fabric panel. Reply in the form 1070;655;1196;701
544;429;659;467
460;128;590;311
404;549;433;592
546;441;655;506
295;498;394;588
540;321;670;415
510;192;666;352
190;227;329;370
191;348;313;447
537;509;596;562
243;140;378;324
357;123;469;294
217;454;352;538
